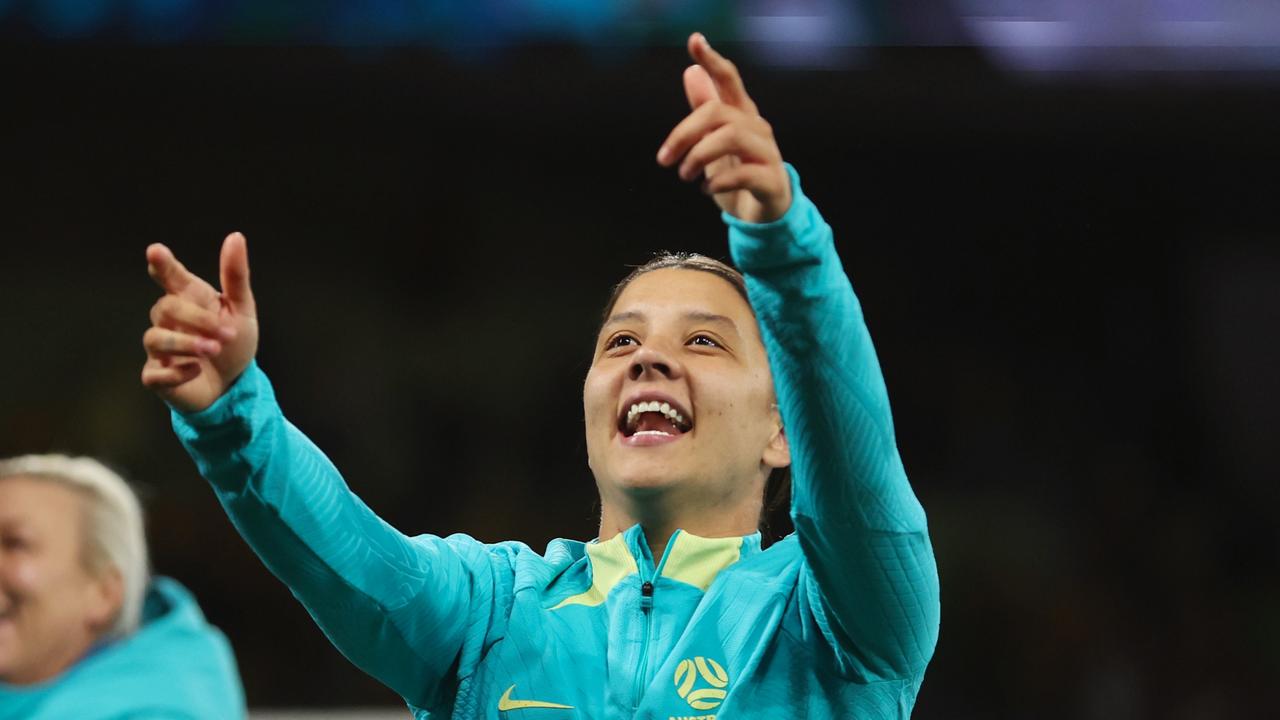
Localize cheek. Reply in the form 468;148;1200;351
8;557;42;593
22;563;98;629
700;375;774;439
691;388;743;440
582;368;617;426
7;544;86;600
0;556;46;618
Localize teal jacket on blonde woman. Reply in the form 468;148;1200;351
0;578;244;720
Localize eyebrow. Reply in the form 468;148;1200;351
603;310;739;332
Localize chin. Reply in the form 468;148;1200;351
0;628;24;680
609;462;690;497
617;476;680;497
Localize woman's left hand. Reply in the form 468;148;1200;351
657;32;792;223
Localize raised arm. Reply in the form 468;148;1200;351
658;34;940;681
140;236;500;710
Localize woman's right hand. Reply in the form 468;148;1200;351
141;232;259;414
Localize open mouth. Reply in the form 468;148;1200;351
618;396;694;439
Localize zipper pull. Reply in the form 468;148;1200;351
640;581;654;611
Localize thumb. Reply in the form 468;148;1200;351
219;232;256;315
683;64;718;110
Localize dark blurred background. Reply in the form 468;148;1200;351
2;1;1279;718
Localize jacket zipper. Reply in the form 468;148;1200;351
632;530;679;711
633;580;655;711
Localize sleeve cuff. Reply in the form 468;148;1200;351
171;360;270;429
723;163;829;272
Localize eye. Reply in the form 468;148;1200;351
605;334;638;350
688;334;721;348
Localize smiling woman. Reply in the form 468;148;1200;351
595;253;795;537
0;455;245;720
586;260;791;558
138;32;939;719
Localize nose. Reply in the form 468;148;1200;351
628;344;683;381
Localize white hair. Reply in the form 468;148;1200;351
0;454;149;640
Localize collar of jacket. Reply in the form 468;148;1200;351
554;525;762;610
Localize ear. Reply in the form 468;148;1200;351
761;407;791;471
85;567;124;634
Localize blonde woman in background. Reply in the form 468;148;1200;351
0;454;245;719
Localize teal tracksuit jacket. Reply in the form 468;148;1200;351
172;166;940;719
0;577;246;720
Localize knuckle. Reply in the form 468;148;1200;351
161;296;184;320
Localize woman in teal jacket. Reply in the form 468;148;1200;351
140;33;940;718
0;455;245;719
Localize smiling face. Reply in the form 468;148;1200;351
0;476;119;685
584;267;789;522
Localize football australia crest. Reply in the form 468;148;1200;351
673;656;730;711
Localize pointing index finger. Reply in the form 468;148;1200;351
688;33;755;113
147;243;220;307
146;243;193;294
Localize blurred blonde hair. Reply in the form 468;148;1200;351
0;454;149;640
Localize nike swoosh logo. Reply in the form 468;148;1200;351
498;684;574;711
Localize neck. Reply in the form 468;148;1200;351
597;490;761;562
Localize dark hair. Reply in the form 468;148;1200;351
601;252;792;543
600;252;750;327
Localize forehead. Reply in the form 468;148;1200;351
610;268;753;322
0;476;85;528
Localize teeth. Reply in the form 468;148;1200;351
624;400;690;432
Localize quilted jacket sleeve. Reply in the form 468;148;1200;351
726;165;941;681
170;362;504;711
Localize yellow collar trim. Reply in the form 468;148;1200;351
551;533;636;610
551;529;746;610
659;532;744;592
